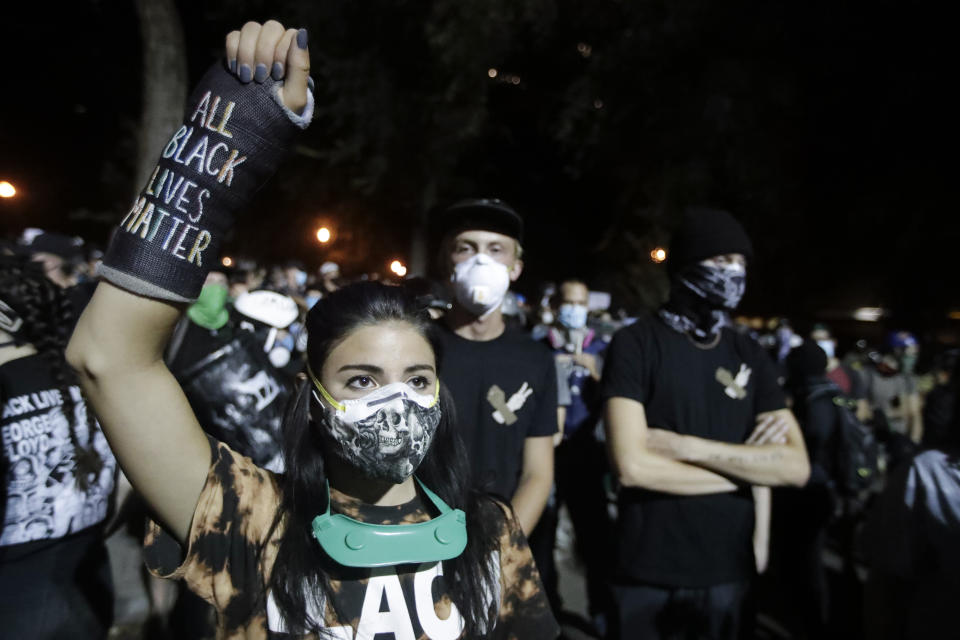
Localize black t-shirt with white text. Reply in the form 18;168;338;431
0;353;117;638
437;325;558;499
602;316;786;587
1;354;116;548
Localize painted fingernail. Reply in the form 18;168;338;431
297;28;308;50
271;61;284;80
228;58;237;73
254;63;268;83
307;76;315;92
239;63;252;83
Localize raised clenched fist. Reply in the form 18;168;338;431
224;20;311;115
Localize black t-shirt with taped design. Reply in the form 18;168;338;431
602;316;786;587
437;325;558;500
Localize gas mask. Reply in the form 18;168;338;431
308;367;442;484
450;254;511;317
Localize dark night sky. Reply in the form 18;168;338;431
0;1;954;333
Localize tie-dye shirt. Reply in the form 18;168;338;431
143;439;559;639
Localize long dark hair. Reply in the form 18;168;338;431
0;256;104;489
268;282;503;636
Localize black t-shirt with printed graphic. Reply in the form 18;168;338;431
1;354;116;548
0;354;117;638
602;315;786;587
437;325;558;500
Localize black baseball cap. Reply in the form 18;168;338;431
438;198;524;243
16;229;85;259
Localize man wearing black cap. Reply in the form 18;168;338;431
602;207;810;639
435;198;557;536
16;229;85;289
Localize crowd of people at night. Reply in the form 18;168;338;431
2;19;957;640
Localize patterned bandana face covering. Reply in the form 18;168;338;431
659;262;746;344
307;366;442;484
678;262;747;310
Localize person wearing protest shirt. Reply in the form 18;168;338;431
1;256;117;639
67;21;557;639
602;207;810;640
434;199;558;537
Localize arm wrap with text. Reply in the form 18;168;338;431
99;61;312;303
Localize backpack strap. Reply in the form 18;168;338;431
806;381;841;403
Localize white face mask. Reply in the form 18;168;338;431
451;254;511;317
816;339;836;360
558;303;589;330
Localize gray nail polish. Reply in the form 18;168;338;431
228;58;237;73
271;61;284;81
239;63;252;83
307;76;315;92
254;63;268;83
297;28;308;50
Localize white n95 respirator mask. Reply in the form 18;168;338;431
451;253;511;317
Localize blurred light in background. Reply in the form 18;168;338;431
488;68;498;78
852;307;885;322
316;227;331;243
390;260;407;278
0;181;16;198
650;247;667;263
221;256;233;267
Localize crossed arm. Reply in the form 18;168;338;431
605;397;810;494
605;397;739;494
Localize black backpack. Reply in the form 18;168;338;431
807;383;879;496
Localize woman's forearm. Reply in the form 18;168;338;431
67;283;210;543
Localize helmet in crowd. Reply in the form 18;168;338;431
887;330;918;351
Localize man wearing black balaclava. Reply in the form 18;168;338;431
601;207;810;640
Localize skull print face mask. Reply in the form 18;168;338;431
308;366;442;484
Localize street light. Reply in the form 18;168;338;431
390;260;407;278
0;181;16;198
221;256;234;267
650;247;667;263
853;307;885;322
316;227;331;243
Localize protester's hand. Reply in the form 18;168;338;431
225;20;311;115
746;412;789;445
646;428;691;460
572;352;600;379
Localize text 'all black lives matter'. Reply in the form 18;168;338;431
118;90;248;267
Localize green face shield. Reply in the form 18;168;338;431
312;478;467;568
